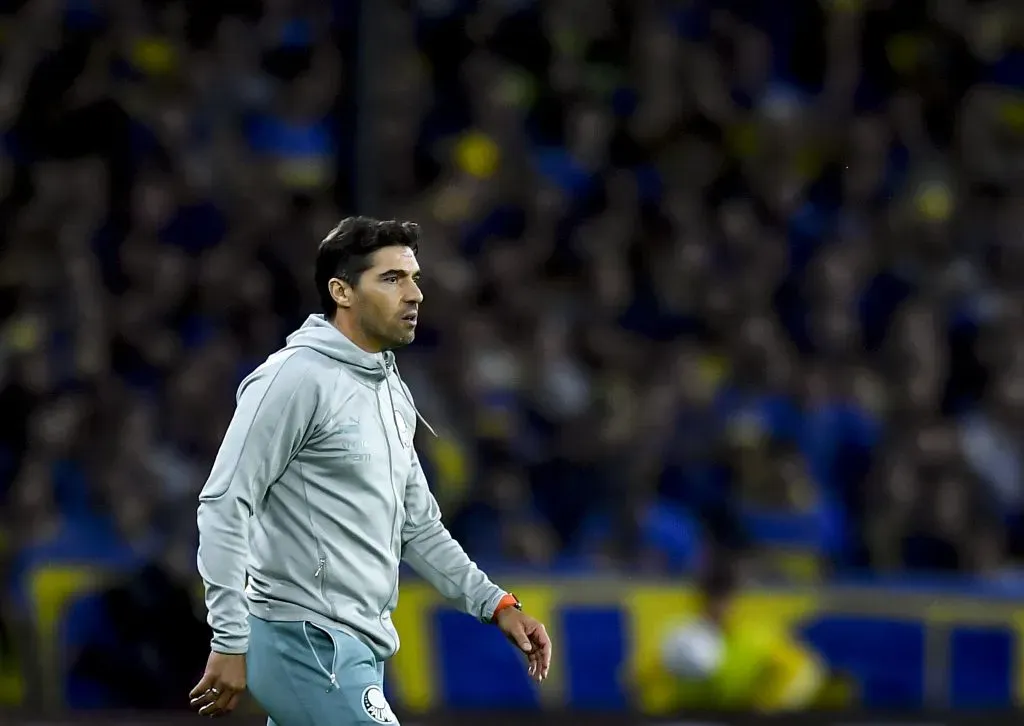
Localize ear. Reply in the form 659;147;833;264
329;277;354;309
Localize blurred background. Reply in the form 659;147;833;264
1;0;1024;722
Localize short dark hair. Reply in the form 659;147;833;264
315;216;421;316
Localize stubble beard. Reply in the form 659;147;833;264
363;312;414;351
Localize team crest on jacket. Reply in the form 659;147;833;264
394;415;412;449
360;685;397;723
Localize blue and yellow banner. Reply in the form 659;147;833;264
388;580;1024;712
17;565;1024;711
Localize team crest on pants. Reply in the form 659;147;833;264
361;685;396;723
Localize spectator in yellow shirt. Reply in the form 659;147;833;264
629;559;825;714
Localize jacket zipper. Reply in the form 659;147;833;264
314;555;332;603
376;376;402;646
303;469;336;620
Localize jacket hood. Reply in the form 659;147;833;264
285;315;393;382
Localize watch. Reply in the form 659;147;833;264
491;592;522;623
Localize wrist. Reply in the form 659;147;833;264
491;593;521;624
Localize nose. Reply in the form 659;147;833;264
406;280;423;304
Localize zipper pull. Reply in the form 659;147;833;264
314;558;325;577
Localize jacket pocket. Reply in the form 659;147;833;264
303;481;337;621
301;621;341;691
314;555;328;598
309;537;337;621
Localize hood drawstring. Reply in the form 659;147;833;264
286;317;439;430
383;357;438;438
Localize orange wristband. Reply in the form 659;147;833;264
491;593;520;622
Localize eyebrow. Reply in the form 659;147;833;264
378;269;421;279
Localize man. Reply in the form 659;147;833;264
628;557;823;714
191;217;551;724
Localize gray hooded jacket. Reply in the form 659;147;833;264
196;315;507;660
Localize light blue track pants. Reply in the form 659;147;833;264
247;614;399;726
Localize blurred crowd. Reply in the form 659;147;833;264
2;0;1024;636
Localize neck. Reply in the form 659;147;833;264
330;312;382;353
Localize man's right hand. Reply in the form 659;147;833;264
190;651;247;718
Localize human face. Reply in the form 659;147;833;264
353;245;423;351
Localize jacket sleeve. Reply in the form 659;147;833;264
401;448;507;622
196;356;319;654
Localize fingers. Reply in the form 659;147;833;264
190;683;220;713
527;650;543;680
195;685;237;718
508;621;533;654
190;689;217;712
190;674;215;700
192;653;247;717
527;621;552;682
198;688;230;718
190;681;242;718
500;614;552;683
